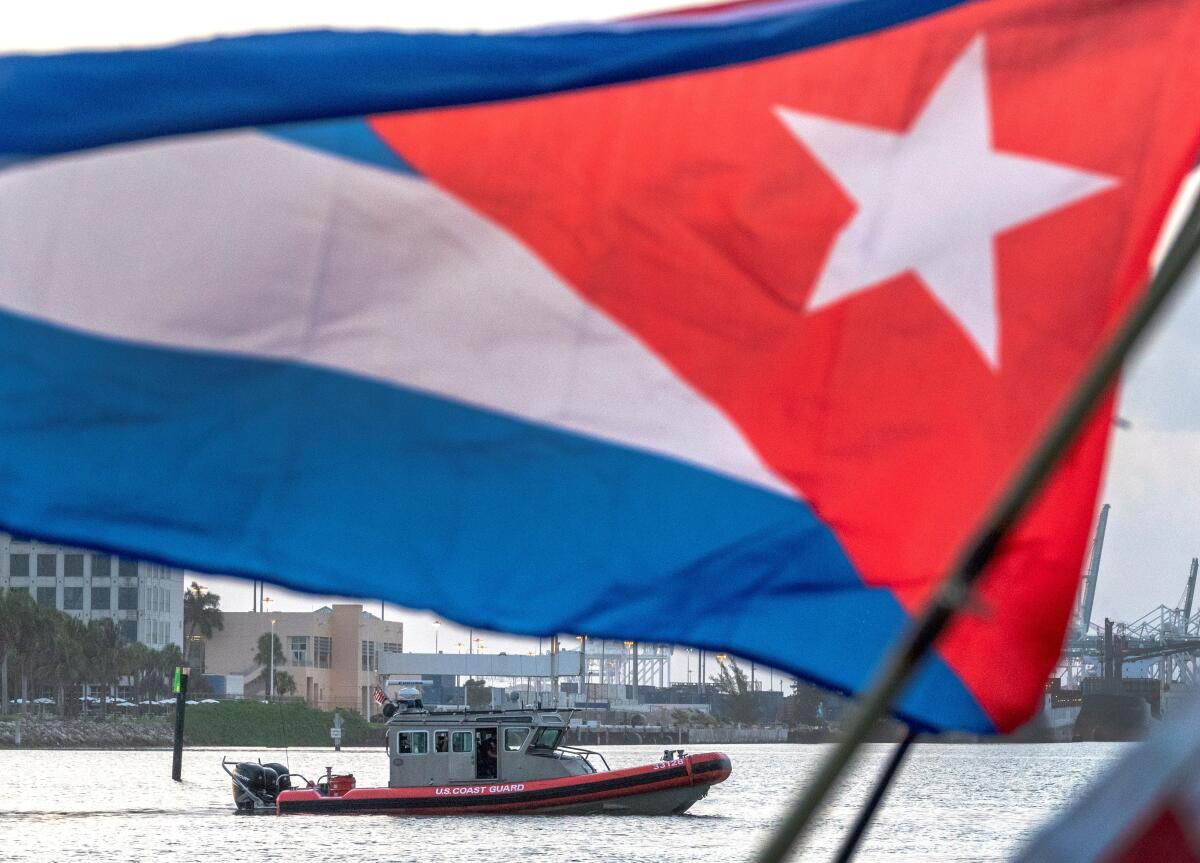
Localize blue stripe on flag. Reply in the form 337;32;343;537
268;119;419;175
0;309;992;732
0;0;974;159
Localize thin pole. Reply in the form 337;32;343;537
832;728;919;863
171;667;189;781
756;192;1200;863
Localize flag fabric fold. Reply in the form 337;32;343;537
0;0;1198;733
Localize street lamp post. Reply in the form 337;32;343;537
623;641;639;704
185;583;207;669
269;616;276;702
576;635;587;703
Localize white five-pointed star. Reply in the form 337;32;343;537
773;36;1117;368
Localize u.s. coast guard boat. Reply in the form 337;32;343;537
224;693;731;816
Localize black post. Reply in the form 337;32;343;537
832;729;919;863
755;193;1200;863
171;666;189;781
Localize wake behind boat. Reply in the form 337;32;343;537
224;695;731;816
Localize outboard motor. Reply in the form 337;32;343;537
264;762;291;793
231;761;290;811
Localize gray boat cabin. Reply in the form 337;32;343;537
384;705;601;788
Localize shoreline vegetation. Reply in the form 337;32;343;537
0;700;828;749
0;699;1029;749
0;701;384;749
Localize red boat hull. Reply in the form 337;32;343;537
275;752;732;816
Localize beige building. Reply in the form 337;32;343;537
202;604;402;716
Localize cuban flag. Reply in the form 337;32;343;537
1;0;1198;734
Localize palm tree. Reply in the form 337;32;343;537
123;641;153;702
183;582;223;672
711;657;759;725
34;611;87;716
152;643;184;703
14;603;56;714
252;632;287;699
0;590;38;715
274;671;297;697
85;619;123;718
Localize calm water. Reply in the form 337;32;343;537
0;743;1123;862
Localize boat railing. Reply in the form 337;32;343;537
557;743;610;772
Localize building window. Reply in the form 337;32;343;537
91;586;111;610
290;636;308;666
361;640;378;672
37;554;56;579
92;554;111;578
36;586;56;608
314;637;331;669
117;559;138;579
395;731;428;755
117;587;138;611
9;553;29;579
118;620;138;642
382;642;403;654
63;586;84;610
64;554;84;578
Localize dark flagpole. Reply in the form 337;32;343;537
756;192;1200;863
831;728;919;863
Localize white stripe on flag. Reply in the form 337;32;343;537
0;131;791;496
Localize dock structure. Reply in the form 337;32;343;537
378;641;674;706
1046;507;1200;738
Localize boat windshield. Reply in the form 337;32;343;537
528;727;563;751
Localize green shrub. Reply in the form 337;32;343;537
183;701;385;747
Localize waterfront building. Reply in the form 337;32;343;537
201;604;402;717
0;530;184;650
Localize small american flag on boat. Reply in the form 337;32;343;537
371;686;388;706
